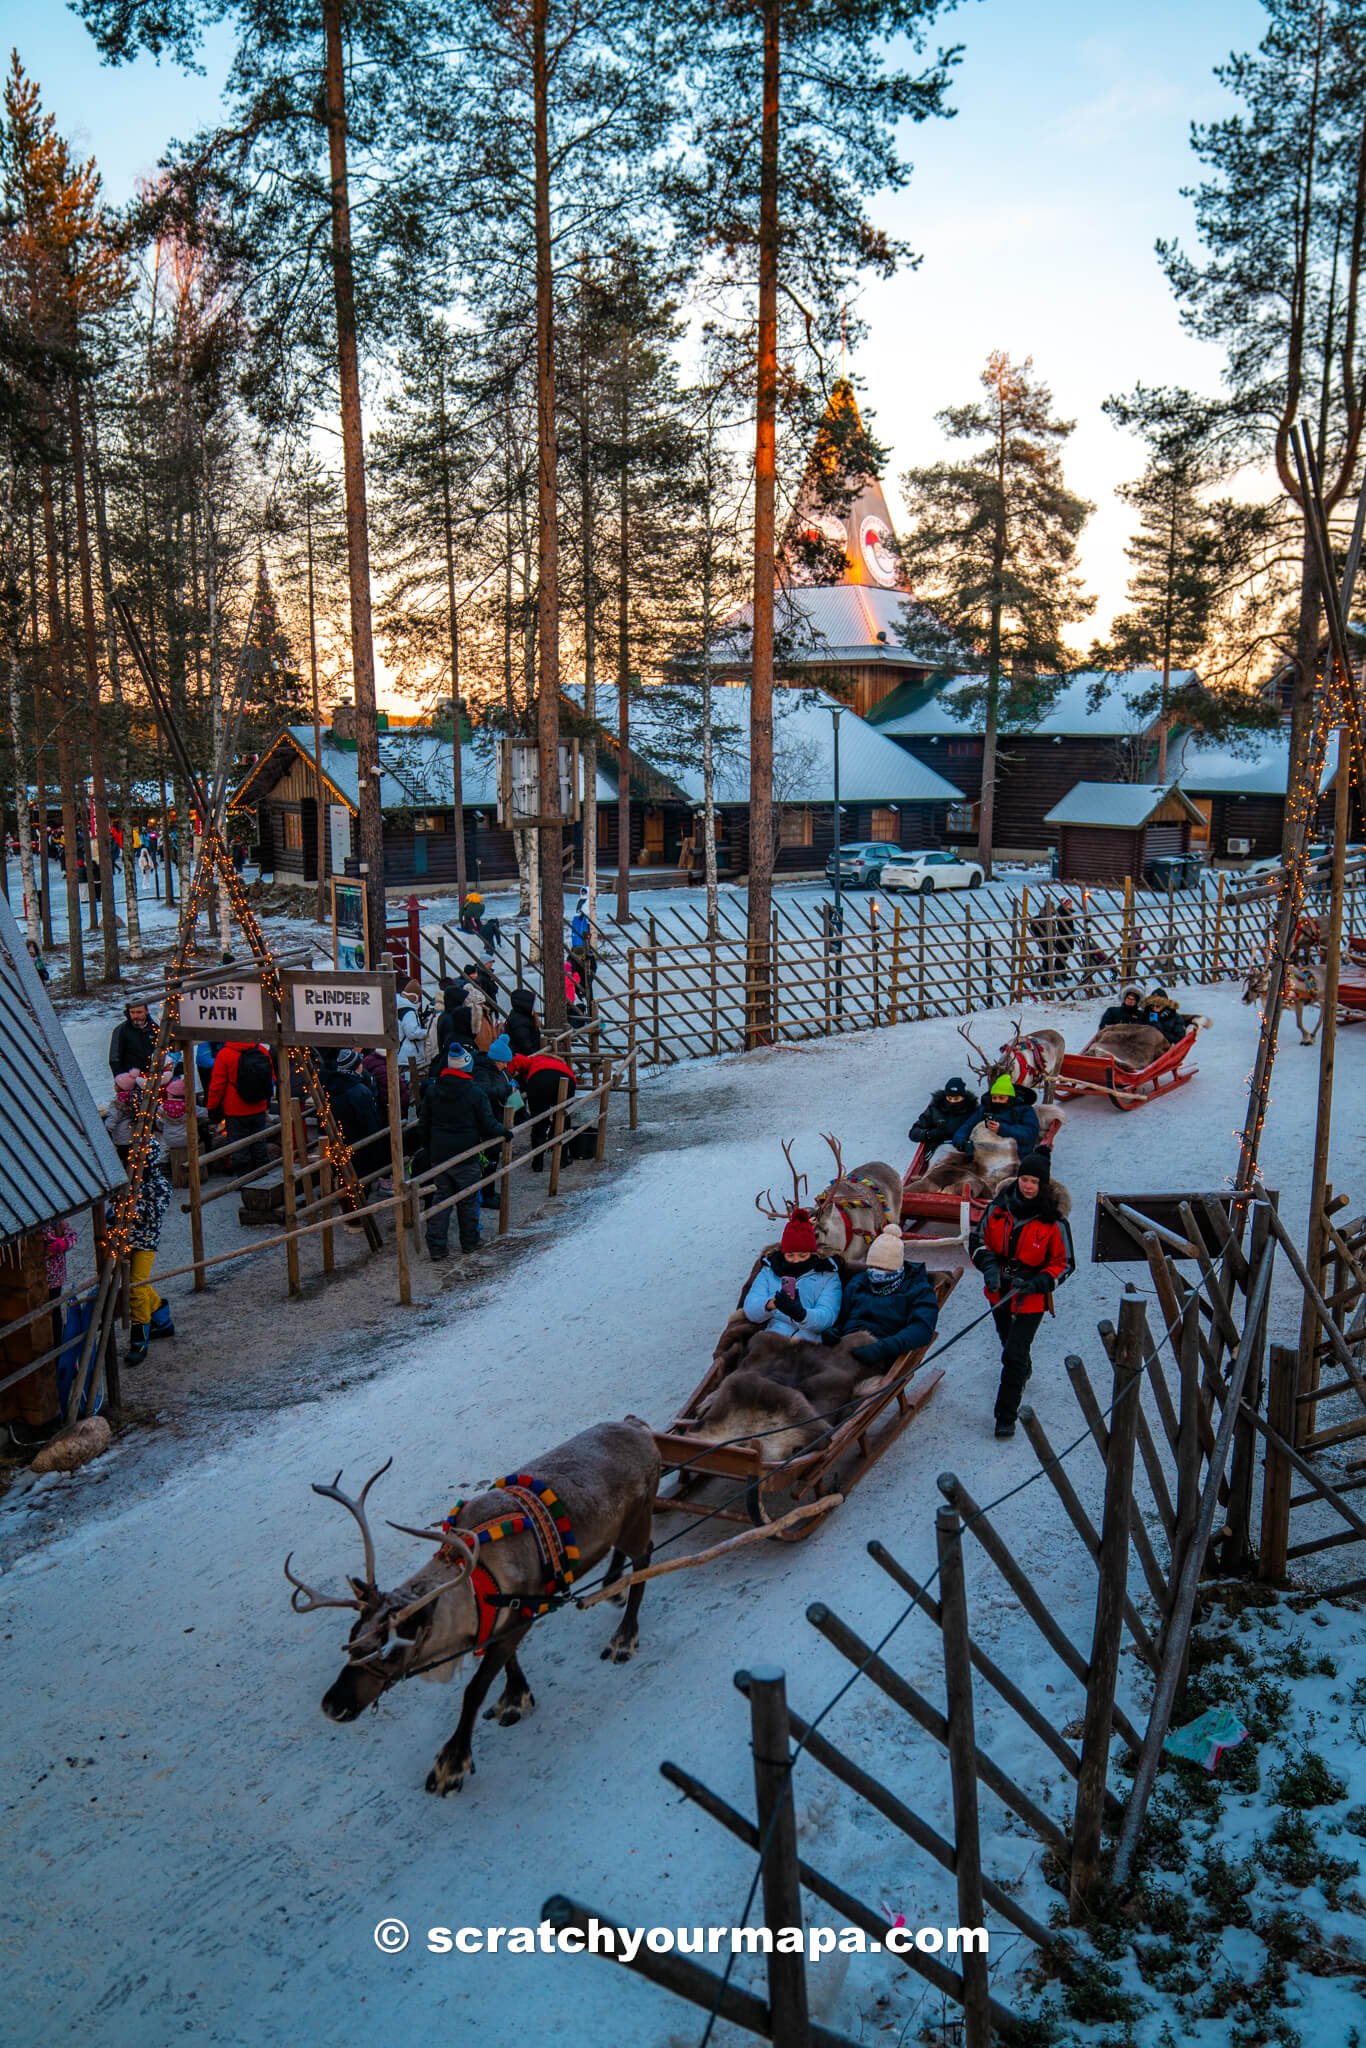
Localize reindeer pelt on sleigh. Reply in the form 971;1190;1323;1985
903;1100;1066;1201
697;1331;905;1465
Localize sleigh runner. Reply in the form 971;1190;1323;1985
652;1253;959;1542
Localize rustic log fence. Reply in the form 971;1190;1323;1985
424;868;1366;1073
549;1191;1291;2045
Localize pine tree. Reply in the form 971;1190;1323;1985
677;0;959;1030
1151;0;1366;848
899;352;1093;874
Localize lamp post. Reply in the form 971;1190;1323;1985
829;703;844;1017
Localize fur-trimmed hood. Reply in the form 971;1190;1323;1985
998;1174;1072;1222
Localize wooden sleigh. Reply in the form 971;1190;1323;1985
1054;1026;1200;1111
652;1257;959;1543
900;1114;1061;1242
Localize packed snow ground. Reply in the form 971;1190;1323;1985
3;980;1364;2046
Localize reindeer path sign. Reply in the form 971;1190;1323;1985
280;969;397;1050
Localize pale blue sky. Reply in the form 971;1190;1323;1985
18;0;1266;642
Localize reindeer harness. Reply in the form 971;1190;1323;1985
815;1174;896;1254
440;1476;580;1655
998;1035;1052;1088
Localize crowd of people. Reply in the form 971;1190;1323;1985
96;945;590;1347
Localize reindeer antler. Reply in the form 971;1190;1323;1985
755;1138;807;1220
956;1020;992;1078
283;1551;367;1614
310;1456;393;1592
819;1131;845;1182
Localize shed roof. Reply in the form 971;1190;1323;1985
0;893;126;1243
576;684;963;806
869;668;1190;739
1044;780;1205;830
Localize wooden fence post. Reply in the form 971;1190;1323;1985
277;1068;302;1298
1212;872;1225;979
709;933;720;1055
963;902;973;1012
772;907;782;1041
1071;1296;1145;1918
870;895;881;1027
889;904;902;1026
1222;1199;1273;1572
595;1065;612;1163
547;1075;569;1196
384;1052;410;1307
744;1666;811;2046
917;892;927;1018
648;914;661;1064
935;1508;991;2048
498;1104;514;1235
821;900;833;1030
184;1055;207;1292
1015;886;1029;1001
1120;874;1135;985
1259;1343;1298;1581
627;946;638;1079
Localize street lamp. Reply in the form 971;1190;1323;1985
829;703;845;1017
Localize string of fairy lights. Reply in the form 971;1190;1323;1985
105;825;368;1269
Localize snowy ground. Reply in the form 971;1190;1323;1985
3;979;1364;2045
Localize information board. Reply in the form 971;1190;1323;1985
280;969;396;1049
331;876;369;971
176;979;269;1040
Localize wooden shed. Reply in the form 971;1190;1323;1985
1044;780;1204;886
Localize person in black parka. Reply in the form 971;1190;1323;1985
418;1047;505;1255
506;987;542;1057
908;1075;974;1153
108;1002;158;1077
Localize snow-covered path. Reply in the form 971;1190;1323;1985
1;983;1353;2046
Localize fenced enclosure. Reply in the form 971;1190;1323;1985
543;1184;1366;2045
424;867;1366;1072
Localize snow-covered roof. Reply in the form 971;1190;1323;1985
230;725;616;815
870;669;1188;739
1045;780;1205;829
1172;727;1335;797
0;892;126;1241
577;684;963;806
708;585;951;668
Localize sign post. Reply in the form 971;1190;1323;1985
170;969;277;1295
280;969;408;1305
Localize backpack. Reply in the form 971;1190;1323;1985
235;1044;273;1104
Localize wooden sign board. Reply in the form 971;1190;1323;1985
1091;1190;1273;1264
280;969;397;1049
176;978;270;1041
331;876;369;971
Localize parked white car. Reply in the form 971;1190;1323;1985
881;849;985;894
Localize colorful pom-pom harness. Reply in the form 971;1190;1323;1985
440;1475;579;1656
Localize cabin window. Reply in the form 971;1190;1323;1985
413;814;445;832
778;806;814;847
869;807;898;841
282;811;303;852
946;740;982;758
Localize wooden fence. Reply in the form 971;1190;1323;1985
425;869;1366;1071
549;1188;1287;2044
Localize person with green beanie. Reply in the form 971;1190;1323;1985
951;1071;1041;1158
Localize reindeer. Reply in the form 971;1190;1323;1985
1242;959;1325;1045
959;1016;1067;1094
753;1135;901;1270
284;1419;660;1797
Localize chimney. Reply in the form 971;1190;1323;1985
329;698;356;742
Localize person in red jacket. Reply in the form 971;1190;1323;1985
509;1050;577;1171
206;1039;276;1172
969;1150;1074;1439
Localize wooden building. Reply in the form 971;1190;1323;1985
1172;729;1344;858
867;670;1189;855
1045;781;1204;885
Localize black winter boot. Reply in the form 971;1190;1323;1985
126;1323;150;1365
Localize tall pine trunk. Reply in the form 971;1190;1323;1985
89;398;142;961
323;0;386;968
532;0;566;1030
40;458;85;992
747;0;780;1039
578;279;598;927
976;400;1008;877
69;383;119;981
6;657;39;945
436;365;469;906
25;507;53;944
615;357;631;924
1283;545;1321;862
304;488;328;923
